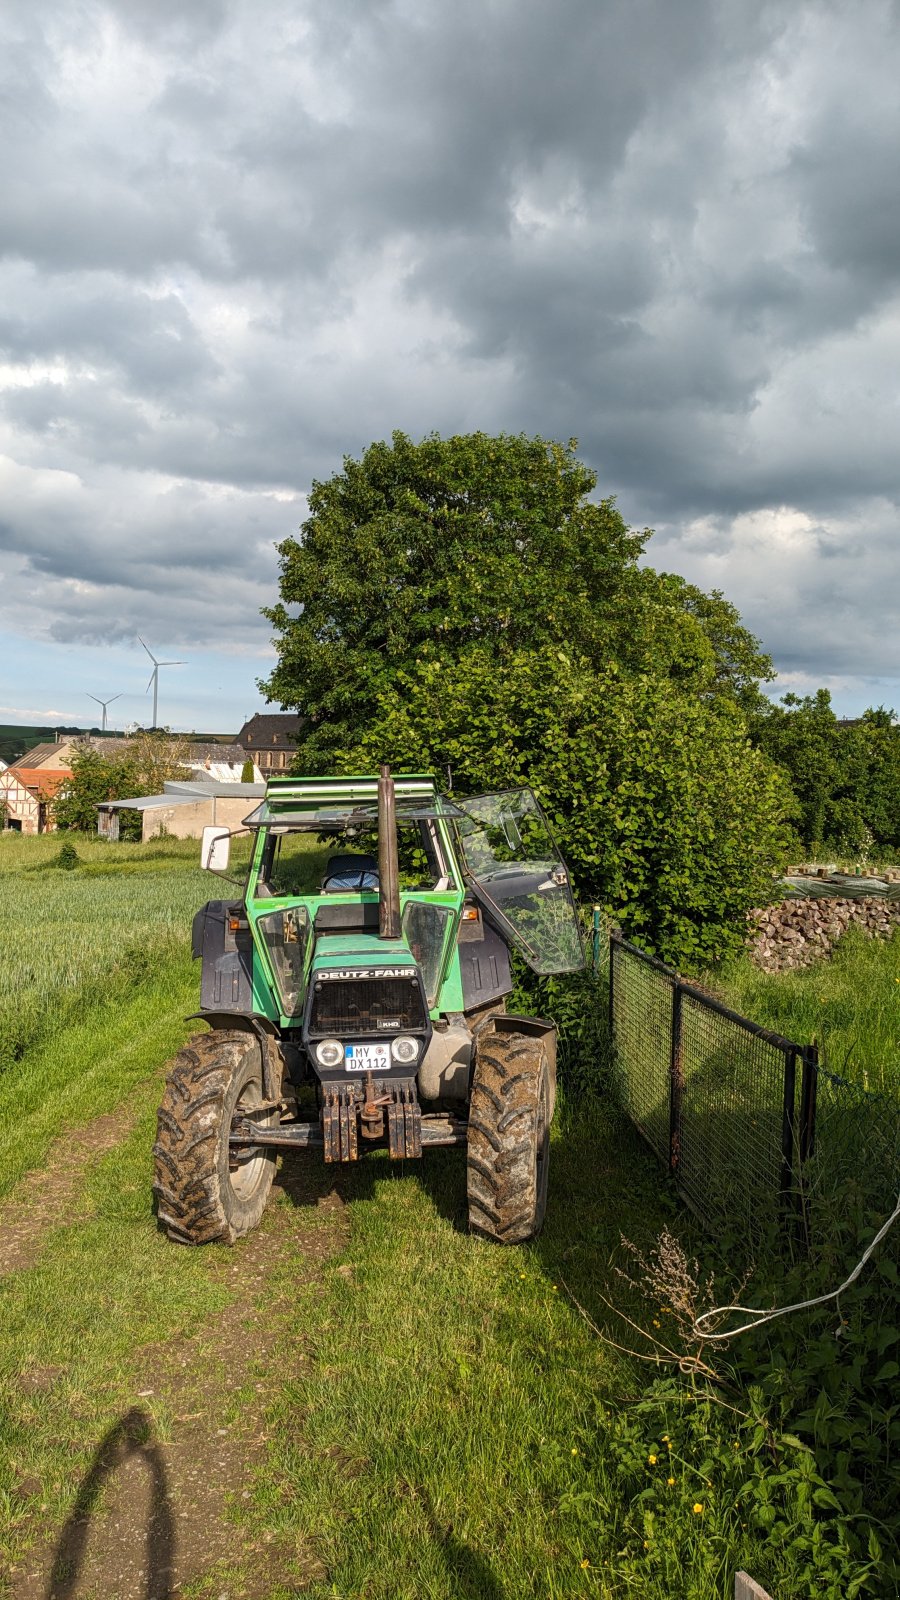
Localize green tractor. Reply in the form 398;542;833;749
153;769;584;1247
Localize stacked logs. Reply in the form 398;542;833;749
749;897;900;972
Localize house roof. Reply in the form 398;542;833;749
98;780;264;811
184;743;247;764
8;766;69;798
19;741;69;768
163;780;265;797
237;713;304;751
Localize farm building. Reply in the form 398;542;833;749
0;764;69;833
97;779;264;842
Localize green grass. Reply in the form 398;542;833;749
715;926;900;1095
237;1111;871;1600
0;839;892;1596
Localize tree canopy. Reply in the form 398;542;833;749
262;431;790;966
263;432;773;768
752;692;900;856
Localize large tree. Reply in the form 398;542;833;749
262;432;789;965
263;432;773;769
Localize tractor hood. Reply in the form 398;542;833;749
310;933;417;976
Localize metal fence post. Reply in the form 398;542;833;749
779;1046;798;1215
799;1042;818;1163
669;981;683;1176
608;931;616;1042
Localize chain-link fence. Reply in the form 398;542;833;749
607;931;817;1242
800;1065;900;1257
603;923;900;1249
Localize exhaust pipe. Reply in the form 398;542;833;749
378;764;401;941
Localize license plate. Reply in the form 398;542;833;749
344;1043;391;1072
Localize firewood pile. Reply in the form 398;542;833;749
749;896;900;972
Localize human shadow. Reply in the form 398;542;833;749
418;1485;505;1600
46;1406;174;1600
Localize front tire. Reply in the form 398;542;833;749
466;1025;554;1244
153;1031;278;1245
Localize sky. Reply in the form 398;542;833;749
1;0;898;733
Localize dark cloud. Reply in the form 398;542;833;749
0;0;898;715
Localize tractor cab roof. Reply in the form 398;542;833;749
243;773;465;831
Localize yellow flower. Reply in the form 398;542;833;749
647;1453;657;1464
580;1558;590;1569
666;1441;672;1451
692;1502;704;1515
652;1318;661;1328
667;1477;675;1486
733;1441;740;1450
572;1446;579;1455
661;1434;669;1442
642;1540;649;1549
552;1284;559;1291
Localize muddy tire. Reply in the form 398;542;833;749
466;1026;554;1244
153;1031;278;1245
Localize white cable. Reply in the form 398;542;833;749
691;1190;900;1343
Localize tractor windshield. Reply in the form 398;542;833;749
454;789;584;975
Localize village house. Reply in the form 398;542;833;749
0;763;69;833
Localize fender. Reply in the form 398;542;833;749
184;1010;281;1103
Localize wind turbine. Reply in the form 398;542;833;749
87;693;122;732
138;638;186;729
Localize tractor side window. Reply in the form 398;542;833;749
454;790;584;975
256;906;310;1015
401;900;452;1005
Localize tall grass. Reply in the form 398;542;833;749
0;834;227;1192
716;926;900;1095
0;845;210;1070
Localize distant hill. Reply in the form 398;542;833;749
0;725;237;767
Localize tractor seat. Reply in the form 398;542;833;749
321;853;379;894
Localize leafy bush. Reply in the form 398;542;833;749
752;693;900;856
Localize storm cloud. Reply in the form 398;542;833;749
1;0;898;726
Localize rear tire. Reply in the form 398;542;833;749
153;1031;278;1245
466;1026;554;1244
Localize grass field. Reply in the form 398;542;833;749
0;837;894;1597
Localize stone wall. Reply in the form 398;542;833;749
749;897;900;972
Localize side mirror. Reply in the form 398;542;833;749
201;824;231;872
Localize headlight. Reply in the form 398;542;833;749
315;1038;344;1068
390;1035;419;1065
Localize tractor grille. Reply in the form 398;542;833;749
308;976;427;1037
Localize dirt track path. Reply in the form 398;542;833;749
7;1156;349;1600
